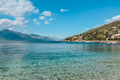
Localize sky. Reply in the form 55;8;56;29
0;0;120;39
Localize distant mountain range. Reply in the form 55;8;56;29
63;21;120;41
0;29;60;41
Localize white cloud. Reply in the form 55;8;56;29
0;17;28;29
39;11;53;24
23;29;27;32
105;15;120;23
93;23;105;28
33;19;40;25
92;15;120;30
84;28;89;30
44;20;49;24
36;22;40;25
0;0;38;17
34;9;39;14
30;28;34;30
8;28;14;30
39;16;45;20
33;19;37;22
60;9;68;13
41;11;52;17
49;18;53;21
0;0;39;29
93;24;101;28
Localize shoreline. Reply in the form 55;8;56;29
0;40;120;45
81;40;120;44
64;40;120;44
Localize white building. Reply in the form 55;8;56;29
78;36;82;40
111;30;120;38
111;26;116;29
118;30;120;34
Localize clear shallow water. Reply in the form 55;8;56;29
0;42;120;80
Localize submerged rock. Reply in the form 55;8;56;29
0;67;9;72
57;77;62;80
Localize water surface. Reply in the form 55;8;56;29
0;42;120;80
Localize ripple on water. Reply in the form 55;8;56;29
0;42;120;80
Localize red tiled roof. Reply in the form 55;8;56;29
113;35;120;37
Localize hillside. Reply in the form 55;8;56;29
0;29;59;41
63;21;120;41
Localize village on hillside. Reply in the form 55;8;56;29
63;22;120;42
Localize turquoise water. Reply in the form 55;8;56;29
0;42;120;80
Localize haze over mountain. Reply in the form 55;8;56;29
0;29;60;41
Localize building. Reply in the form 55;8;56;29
111;30;120;38
74;37;77;39
104;30;108;32
111;26;116;29
72;37;77;41
78;36;82;40
111;35;120;38
118;30;120;34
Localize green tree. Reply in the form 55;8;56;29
105;31;108;38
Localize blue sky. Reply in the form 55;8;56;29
0;0;120;39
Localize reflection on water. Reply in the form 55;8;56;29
0;42;120;80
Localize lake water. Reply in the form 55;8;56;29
0;42;120;80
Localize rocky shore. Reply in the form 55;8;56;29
79;40;120;44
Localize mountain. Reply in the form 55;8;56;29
63;21;120;41
0;29;60;41
43;36;60;41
